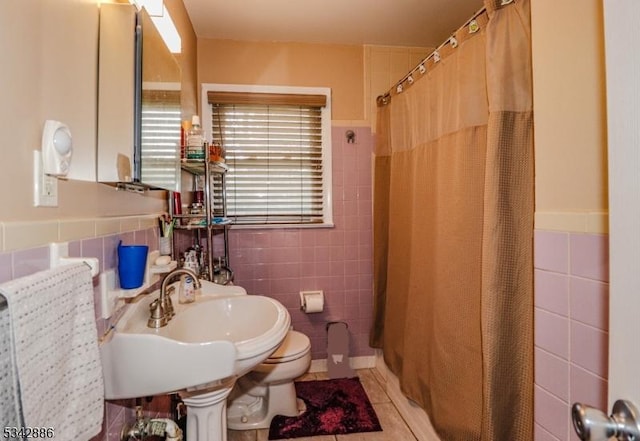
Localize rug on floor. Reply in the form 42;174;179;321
268;377;382;439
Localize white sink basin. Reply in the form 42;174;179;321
100;281;290;400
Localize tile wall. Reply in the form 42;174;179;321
175;125;376;360
534;230;609;441
233;125;375;360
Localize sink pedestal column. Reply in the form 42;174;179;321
180;384;234;441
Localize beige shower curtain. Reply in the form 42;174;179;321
371;1;533;440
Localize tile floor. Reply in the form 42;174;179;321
227;368;417;441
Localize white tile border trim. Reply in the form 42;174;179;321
1;214;161;252
59;219;97;242
3;220;59;252
535;211;608;234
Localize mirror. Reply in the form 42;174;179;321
138;7;182;191
97;3;181;191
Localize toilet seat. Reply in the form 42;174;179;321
263;331;310;364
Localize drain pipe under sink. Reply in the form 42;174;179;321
121;406;183;441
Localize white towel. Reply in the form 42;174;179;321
0;294;21;428
0;263;104;441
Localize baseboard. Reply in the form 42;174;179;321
374;351;441;441
309;355;376;373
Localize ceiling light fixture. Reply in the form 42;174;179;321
129;0;162;16
129;0;181;54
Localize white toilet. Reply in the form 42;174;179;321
227;330;312;430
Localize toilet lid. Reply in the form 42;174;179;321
265;331;311;363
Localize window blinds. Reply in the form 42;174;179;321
210;102;325;225
140;90;181;189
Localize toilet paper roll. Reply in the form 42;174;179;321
301;291;324;313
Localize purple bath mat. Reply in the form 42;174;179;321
268;377;382;439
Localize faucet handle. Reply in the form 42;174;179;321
148;299;168;328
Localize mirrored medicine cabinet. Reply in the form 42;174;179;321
97;2;182;192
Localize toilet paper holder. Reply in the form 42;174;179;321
300;290;324;313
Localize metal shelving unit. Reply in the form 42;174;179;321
170;158;231;282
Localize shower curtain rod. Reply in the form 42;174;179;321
377;4;489;105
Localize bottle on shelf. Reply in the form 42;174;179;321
200;250;210;281
183;246;200;275
208;141;225;163
180;120;190;159
186;115;204;160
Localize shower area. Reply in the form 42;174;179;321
371;0;534;440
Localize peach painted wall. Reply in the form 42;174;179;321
364;45;432;130
0;0;169;222
197;39;364;121
532;0;608;227
0;0;198;226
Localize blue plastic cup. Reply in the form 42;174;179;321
118;241;149;289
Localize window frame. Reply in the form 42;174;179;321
201;83;334;229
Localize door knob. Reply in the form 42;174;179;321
572;400;640;441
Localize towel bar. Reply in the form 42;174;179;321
50;242;99;277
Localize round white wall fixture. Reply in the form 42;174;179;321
42;120;73;176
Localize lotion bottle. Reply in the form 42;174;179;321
178;274;195;304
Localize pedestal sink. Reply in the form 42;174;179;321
100;280;290;441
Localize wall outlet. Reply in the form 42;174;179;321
33;150;58;207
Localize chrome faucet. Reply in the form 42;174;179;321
147;267;202;328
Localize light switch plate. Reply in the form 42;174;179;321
33;150;58;207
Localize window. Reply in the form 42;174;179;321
202;85;333;227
